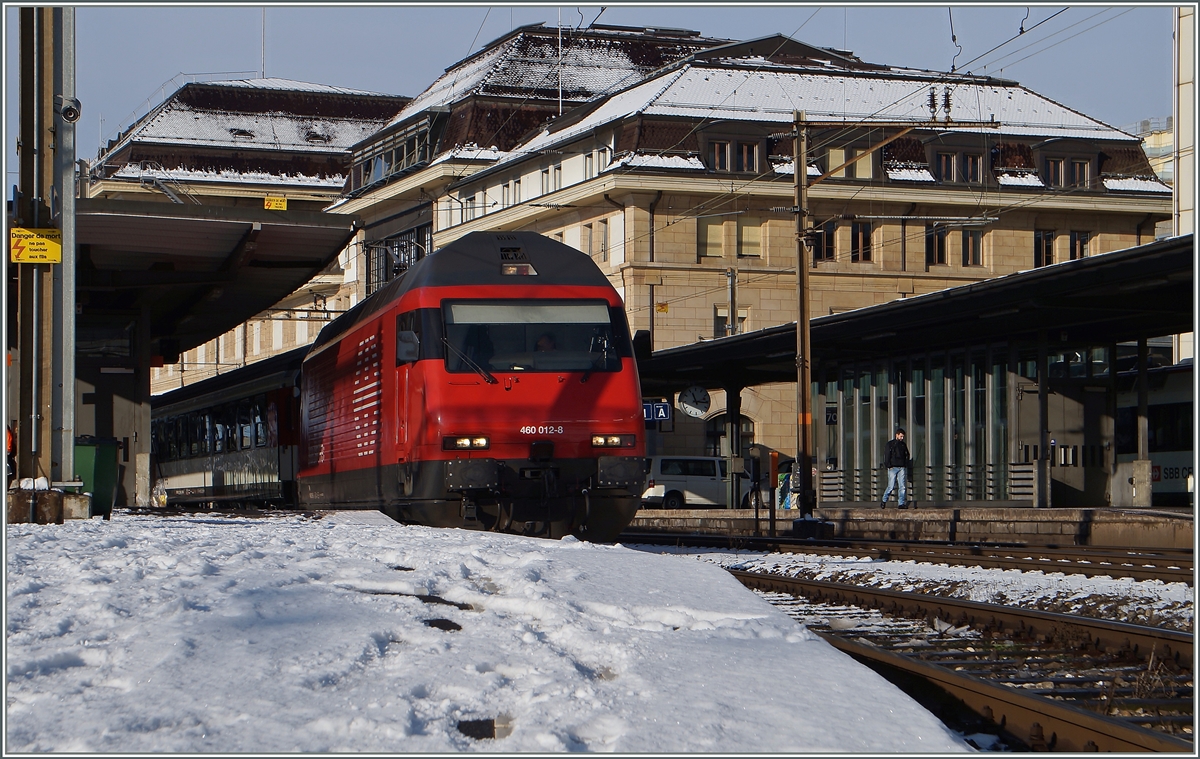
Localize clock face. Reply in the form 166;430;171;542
678;385;711;418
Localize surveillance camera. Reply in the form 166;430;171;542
55;96;81;124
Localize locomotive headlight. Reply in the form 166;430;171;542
444;436;490;450
591;434;636;448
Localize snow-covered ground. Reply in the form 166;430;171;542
6;512;970;753
631;544;1195;632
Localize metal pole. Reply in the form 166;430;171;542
52;6;77;484
29;9;44;460
726;267;736;335
1037;330;1049;508
769;450;778;537
793;110;814;517
725;383;742;510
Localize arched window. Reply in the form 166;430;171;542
705;414;755;457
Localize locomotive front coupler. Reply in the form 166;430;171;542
460;495;477;521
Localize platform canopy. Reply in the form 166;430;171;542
638;234;1195;395
75;197;359;358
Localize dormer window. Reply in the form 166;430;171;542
304;129;332;143
937;152;956;182
963;153;983;183
1070;159;1090;188
707;140;759;173
229;128;255;140
1044;158;1064;187
735;142;758;172
709;140;730;171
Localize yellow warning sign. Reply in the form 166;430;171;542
9;228;62;264
655;302;669;313
264;196;288;211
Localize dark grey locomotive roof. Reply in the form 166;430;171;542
308;232;615;356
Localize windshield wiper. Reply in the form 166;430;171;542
441;337;497;384
581;352;611;383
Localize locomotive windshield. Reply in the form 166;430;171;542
443;299;626;374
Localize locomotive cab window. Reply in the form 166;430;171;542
397;311;421;364
442;299;629;374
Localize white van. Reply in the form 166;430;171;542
641;456;744;509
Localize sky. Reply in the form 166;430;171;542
6;510;976;752
2;3;1178;185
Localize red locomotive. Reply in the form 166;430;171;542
296;231;646;540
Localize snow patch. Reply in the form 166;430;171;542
5;515;971;753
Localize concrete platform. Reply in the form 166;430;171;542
627;506;1195;549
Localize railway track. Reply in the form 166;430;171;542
735;570;1193;752
621;532;1194;586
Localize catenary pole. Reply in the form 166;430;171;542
793;110;814;517
51;6;77;484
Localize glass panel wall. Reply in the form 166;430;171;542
841;368;855;489
990;350;1009;497
951;354;966;499
910;360;927;501
874;365;888;499
970;351;988;498
824;370;839;471
929;357;946;501
814;337;1130;506
857;367;872;500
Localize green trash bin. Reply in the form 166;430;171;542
75;436;119;519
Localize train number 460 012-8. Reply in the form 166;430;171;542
520;425;564;434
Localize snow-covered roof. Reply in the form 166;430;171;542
603;153;706;171
111;163;345;189
770;158;822;177
995;171;1046;187
385;25;728;129
1102;176;1172;193
429;144;510;166
203;77;392;97
97;79;406;167
479;60;1136;179
885;166;937;182
112;102;389;153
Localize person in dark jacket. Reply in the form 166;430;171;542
881;428;910;509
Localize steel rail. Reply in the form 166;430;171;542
738;570;1194;751
816;631;1194;752
729;570;1193;665
622;532;1194;585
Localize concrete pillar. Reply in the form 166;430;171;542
1132;337;1153;507
724;384;743;509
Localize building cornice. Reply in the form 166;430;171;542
329;161;490;216
435;173;1172;243
86;178;341;203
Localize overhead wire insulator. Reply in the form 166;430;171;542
943;87;953;121
928;88;938;120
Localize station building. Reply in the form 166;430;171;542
106;26;1178;511
347;31;1173;465
83;78;408;393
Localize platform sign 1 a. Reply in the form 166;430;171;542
643;402;672;421
9;228;62;263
